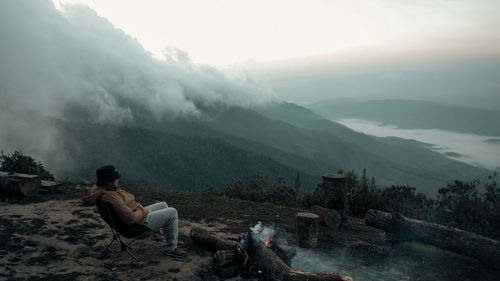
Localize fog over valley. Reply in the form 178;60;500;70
336;118;500;170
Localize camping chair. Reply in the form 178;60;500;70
96;197;154;268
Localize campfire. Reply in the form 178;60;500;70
190;222;353;281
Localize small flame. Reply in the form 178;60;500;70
261;234;272;247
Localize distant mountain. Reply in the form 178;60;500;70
249;102;490;194
307;99;500;136
29;101;491;195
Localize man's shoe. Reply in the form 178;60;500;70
163;248;188;259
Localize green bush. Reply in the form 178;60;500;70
0;150;54;180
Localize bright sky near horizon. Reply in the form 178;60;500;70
55;0;500;65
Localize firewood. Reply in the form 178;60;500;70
310;205;341;229
189;227;240;252
214;249;238;267
0;171;41;197
247;232;353;281
365;209;500;270
214;250;240;278
271;240;296;266
214;264;239;279
296;212;319;248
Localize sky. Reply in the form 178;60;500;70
55;0;500;65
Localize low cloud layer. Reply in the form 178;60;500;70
0;0;279;173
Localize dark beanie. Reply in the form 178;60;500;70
96;165;121;187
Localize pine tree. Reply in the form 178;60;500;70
294;172;301;192
370;176;377;191
361;168;368;191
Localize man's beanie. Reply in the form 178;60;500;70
96;165;120;187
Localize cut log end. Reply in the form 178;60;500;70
311;205;341;229
0;171;41;197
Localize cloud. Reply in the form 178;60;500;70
0;0;278;122
0;0;279;174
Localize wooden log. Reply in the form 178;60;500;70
365;209;500;270
214;249;238;267
271;240;296;266
214;250;240;278
189;227;240;252
310;205;341;229
321;174;348;225
214;264;239;279
247;232;353;281
0;171;41;196
296;212;319;248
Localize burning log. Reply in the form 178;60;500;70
189;227;240;252
310;205;341;229
296;212;319;248
365;209;500;270
0;171;41;197
247;231;353;281
321;174;348;225
271;240;296;266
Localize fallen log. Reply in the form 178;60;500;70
189;227;240;252
365;209;500;270
0;171;41;196
311;205;341;229
247;231;353;281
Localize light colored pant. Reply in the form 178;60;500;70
144;202;178;252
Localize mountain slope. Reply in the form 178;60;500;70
49;118;319;190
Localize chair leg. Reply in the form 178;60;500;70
125;247;140;262
104;233;150;269
108;251;122;269
103;236;116;253
99;236;117;259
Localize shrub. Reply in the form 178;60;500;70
0;150;54;180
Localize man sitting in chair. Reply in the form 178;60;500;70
83;165;187;258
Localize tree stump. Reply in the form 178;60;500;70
0;171;41;197
310;205;341;229
296;212;319;248
321;173;348;225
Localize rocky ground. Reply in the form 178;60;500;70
0;182;498;281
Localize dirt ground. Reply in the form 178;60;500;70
0;182;498;281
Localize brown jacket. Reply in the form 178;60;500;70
83;185;149;225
